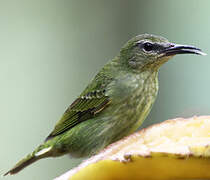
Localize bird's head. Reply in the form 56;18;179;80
119;34;206;71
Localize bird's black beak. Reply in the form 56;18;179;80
160;43;206;57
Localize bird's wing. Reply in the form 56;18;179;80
46;83;111;141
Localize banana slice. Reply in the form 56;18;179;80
55;116;210;180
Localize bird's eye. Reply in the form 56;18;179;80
142;42;154;52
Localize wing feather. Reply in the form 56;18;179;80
46;90;110;140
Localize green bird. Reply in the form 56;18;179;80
5;34;206;176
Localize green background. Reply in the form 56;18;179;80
1;1;210;179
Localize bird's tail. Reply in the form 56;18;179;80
4;144;53;176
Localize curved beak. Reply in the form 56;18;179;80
160;44;207;57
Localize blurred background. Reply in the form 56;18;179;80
1;0;210;179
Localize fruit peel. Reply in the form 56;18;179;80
55;116;210;180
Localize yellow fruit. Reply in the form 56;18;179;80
55;116;210;180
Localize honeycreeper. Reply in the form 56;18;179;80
5;34;206;175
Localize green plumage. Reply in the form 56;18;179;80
46;90;110;139
4;34;205;176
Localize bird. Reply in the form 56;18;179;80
4;34;206;175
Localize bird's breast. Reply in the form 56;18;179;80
105;70;158;133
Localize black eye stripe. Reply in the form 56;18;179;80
137;42;163;52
